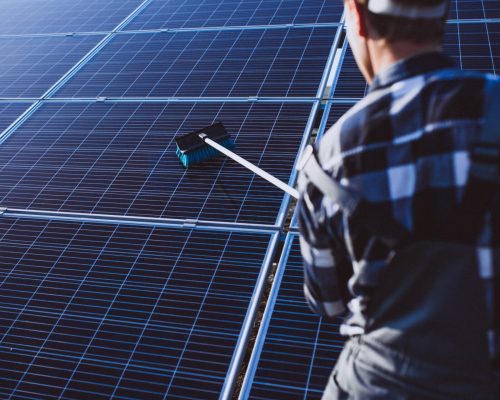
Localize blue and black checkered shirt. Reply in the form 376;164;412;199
297;52;499;366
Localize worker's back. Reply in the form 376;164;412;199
363;241;495;398
297;1;500;398
298;54;500;399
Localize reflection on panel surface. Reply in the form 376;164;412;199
55;27;337;99
0;35;103;98
0;0;143;35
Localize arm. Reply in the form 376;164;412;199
297;177;353;319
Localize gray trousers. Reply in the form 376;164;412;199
322;336;498;400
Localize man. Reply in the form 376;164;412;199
297;0;499;398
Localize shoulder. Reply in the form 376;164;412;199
317;69;494;172
317;87;393;172
418;69;492;121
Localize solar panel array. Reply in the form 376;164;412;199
0;0;342;399
0;0;496;398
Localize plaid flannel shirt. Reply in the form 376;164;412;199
297;52;500;366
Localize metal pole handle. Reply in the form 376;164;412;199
200;134;299;199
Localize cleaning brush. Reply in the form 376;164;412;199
175;122;235;168
174;122;299;199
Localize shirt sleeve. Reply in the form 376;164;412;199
297;173;353;319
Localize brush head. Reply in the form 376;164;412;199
175;122;235;168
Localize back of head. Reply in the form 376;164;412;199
358;0;449;43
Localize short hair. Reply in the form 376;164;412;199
357;0;448;43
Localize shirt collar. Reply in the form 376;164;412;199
369;52;455;92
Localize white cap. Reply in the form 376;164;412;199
368;0;448;19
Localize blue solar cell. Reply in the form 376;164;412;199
54;27;337;99
331;47;368;99
446;22;500;72
0;0;143;35
449;0;500;20
242;234;345;399
334;22;500;99
126;0;343;31
0;35;103;98
0;217;275;399
0;103;33;133
321;103;353;136
0;101;313;226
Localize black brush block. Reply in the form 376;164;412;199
175;121;229;153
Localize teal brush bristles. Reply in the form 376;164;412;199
174;122;234;168
176;138;234;168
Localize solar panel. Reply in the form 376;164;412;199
446;22;500;72
0;0;144;35
241;234;345;399
449;0;500;20
0;35;103;98
331;47;367;100
125;0;343;31
53;27;337;99
0;101;314;226
320;103;353;138
0;103;33;134
0;217;277;399
334;22;500;100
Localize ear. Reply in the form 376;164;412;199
346;0;368;38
